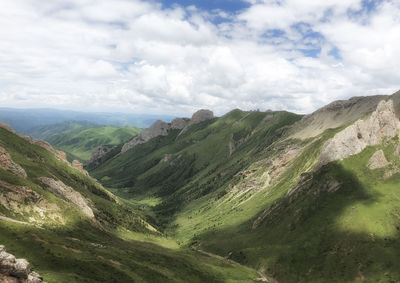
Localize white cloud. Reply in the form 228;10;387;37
0;0;399;117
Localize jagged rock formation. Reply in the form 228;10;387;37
71;160;89;176
291;95;388;139
318;99;400;167
121;120;170;153
170;118;190;130
179;109;214;135
0;146;27;178
0;245;43;282
121;110;214;153
367;150;390;169
88;145;116;167
39;177;94;218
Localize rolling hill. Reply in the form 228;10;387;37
29;121;141;162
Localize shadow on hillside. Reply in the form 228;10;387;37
196;162;400;282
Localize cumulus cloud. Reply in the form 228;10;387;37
0;0;399;116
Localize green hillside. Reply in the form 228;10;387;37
29;121;141;162
0;126;258;282
90;97;400;282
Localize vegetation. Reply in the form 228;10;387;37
29;121;141;162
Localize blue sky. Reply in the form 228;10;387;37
159;0;250;12
0;0;399;116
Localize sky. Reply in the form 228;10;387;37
0;0;399;116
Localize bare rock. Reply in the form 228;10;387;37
121;120;170;153
318;99;400;167
71;160;89;176
88;145;116;167
0;246;43;282
39;177;94;218
367;150;390;169
190;109;214;124
179;109;214;135
0;146;27;178
170;118;190;130
290;95;388;140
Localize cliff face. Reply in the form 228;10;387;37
0;146;27;178
88;145;117;167
318;99;400;167
121;110;214;153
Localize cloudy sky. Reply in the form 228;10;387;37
0;0;399;116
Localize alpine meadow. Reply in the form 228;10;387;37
1;0;400;282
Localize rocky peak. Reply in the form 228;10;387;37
190;109;214;124
0;245;44;282
121;110;214;153
171;118;190;130
121;120;170;153
318;99;400;167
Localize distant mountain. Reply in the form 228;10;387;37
29;121;141;162
0;108;174;133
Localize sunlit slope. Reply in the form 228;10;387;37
0;126;258;282
29;121;140;162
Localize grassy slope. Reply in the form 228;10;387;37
93;105;400;282
90;110;303;227
191;136;400;282
29;121;141;162
0;127;258;282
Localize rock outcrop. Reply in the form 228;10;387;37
0;146;27;178
179;109;214;135
367;150;390;169
39;177;94;218
0;245;43;282
121;110;214;153
121;120;170;153
318;99;400;167
88;145;116;167
290;95;388;139
71;160;89;176
170;118;190;130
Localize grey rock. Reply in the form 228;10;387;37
367;150;390;170
170;118;190;130
318;99;400;167
121;120;170;153
0;246;43;282
88;145;116;167
0;146;27;178
39;177;94;218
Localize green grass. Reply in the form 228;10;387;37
29;121;141;162
0;125;259;282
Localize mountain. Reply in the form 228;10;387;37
89;91;400;282
0;108;174;133
0;123;258;282
28;121;141;162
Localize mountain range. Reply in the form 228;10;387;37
1;90;400;282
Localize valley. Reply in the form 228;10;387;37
2;91;400;282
